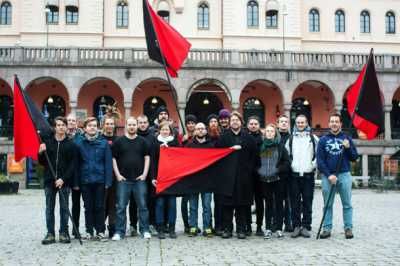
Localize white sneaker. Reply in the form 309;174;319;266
264;230;272;239
143;232;151;239
112;233;121;241
276;230;284;238
83;232;93;240
96;232;108;242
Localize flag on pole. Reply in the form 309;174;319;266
13;76;52;161
156;147;236;195
346;49;384;140
142;0;191;77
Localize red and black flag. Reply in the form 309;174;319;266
346;49;384;139
156;147;236;195
142;0;191;77
13;76;52;161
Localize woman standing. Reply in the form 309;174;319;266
258;123;290;239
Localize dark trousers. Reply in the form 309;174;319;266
222;205;247;233
105;183;116;229
130;193;156;227
254;180;264;227
81;183;106;235
261;180;284;231
283;177;293;228
45;186;70;235
181;196;190;228
129;193;138;228
71;189;81;233
290;173;315;230
213;194;223;231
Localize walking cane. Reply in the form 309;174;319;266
40;137;83;245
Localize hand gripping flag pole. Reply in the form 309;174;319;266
13;75;83;245
316;49;384;239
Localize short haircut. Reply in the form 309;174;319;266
125;116;137;125
277;114;289;122
83;117;98;128
247;115;260;125
230;111;244;124
159;121;173;135
295;114;308;122
329;113;342;123
137;114;149;121
54;116;67;127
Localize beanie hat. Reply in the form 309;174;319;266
156;106;169;117
206;114;218;125
218;109;231;119
185;114;197;125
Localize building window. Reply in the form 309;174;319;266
66;5;78;24
386;11;395;34
42;95;66;125
46;5;59;24
0;1;11;25
266;10;278;28
360;10;370;33
0;95;13;139
309;8;320;32
157;1;170;23
247;1;259;27
197;2;209;29
335;9;345;32
116;1;128;28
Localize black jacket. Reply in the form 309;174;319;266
216;129;257;205
186;137;214;149
38;135;77;187
138;128;158;179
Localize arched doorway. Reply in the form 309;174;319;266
243;97;265;127
292;81;335;128
240;80;283;126
132;79;179;127
186;79;231;123
185;92;223;123
0;95;13;138
391;88;400;139
42;95;66;124
93;95;116;123
144;96;166;126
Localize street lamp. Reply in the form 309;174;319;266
45;7;50;47
282;5;288;52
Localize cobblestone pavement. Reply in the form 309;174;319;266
0;189;399;266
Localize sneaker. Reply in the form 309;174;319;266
59;232;71;244
291;227;301;238
157;226;165;239
221;230;232;239
215;228;223;237
143;232;151;239
237;232;246;239
276;230;284;239
245;226;252;236
83;232;94;240
96;232;108;242
320;230;331;239
345;229;354;239
284;224;294;233
41;233;56;245
300;228;311;238
149;225;157;235
256;226;264;236
112;233;121;241
203;228;213;237
184;227;190;234
189;227;197;237
169;225;177;239
130;226;138;237
264;230;272;239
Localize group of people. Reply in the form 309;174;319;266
39;105;359;245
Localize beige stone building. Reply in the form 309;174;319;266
0;0;399;187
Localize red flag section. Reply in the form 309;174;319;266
143;0;191;77
13;77;40;161
156;147;235;194
346;51;384;140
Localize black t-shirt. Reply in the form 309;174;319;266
112;135;150;181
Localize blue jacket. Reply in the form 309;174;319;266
76;134;112;187
317;131;358;178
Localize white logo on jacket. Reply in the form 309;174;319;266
325;138;343;156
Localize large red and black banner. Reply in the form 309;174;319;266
346;50;384;139
142;0;191;77
13;76;52;161
156;147;236;195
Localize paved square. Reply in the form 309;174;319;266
0;189;399;265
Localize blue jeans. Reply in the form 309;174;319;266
321;172;353;231
44;186;70;235
155;196;176;226
189;193;212;230
115;180;149;236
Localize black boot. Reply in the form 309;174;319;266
157;225;165;239
169;224;177;239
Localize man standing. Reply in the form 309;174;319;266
149;106;178;137
217;111;257;239
285;114;318;238
76;117;112;241
218;109;230;132
112;117;151;240
277;115;293;232
246;116;263;236
66;114;83;239
317;114;358;239
187;122;214;237
102;116;118;238
39;116;76;245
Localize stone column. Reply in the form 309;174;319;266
335;104;343;114
362;154;369;178
124;102;132;119
283;103;292;118
232;102;240;112
178;102;186;132
384;105;392;141
69;101;77;116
